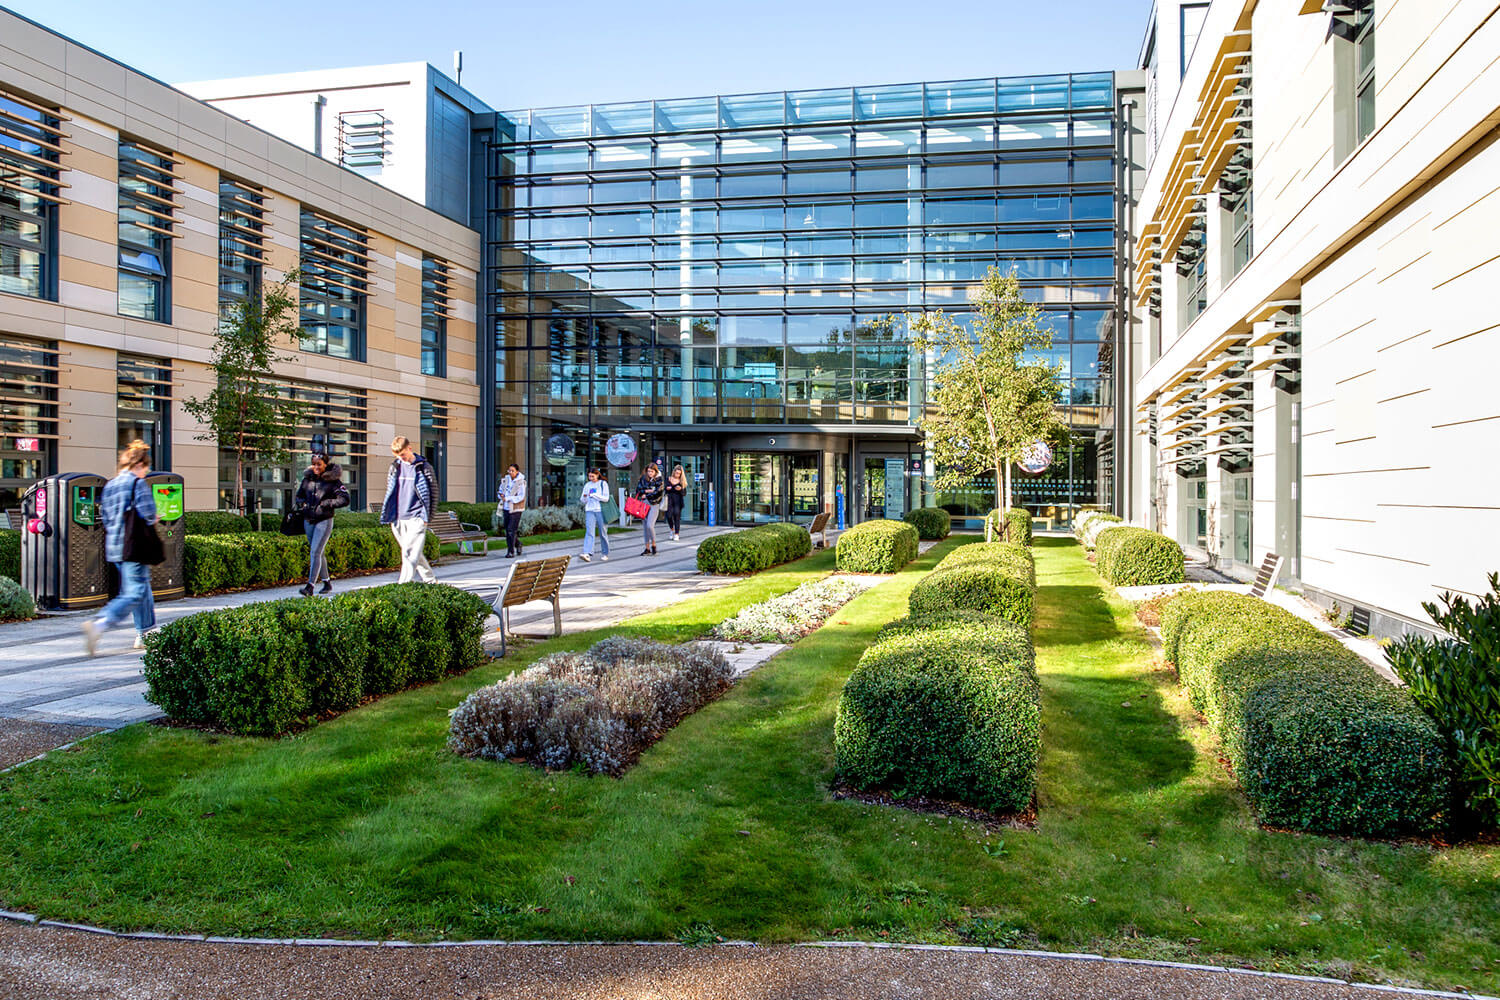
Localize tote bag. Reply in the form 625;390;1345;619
623;496;650;519
122;482;165;566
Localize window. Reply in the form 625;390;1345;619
421;256;450;377
0;88;63;301
299;209;369;360
118;140;178;323
1354;7;1376;144
1228;188;1253;277
420;400;448;500
1180;3;1211;79
1332;1;1376;161
117;355;170;466
218;178;265;317
0;335;59;508
221;379;368;516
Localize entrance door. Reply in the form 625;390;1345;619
732;452;782;524
862;456;907;521
666;453;710;523
788;453;820;524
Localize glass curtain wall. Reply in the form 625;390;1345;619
485;74;1118;519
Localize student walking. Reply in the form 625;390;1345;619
634;462;666;556
579;467;611;563
294;452;349;596
499;463;527;557
664;464;687;541
379;435;438;584
81;440;158;656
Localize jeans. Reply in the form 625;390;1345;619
392;518;436;583
305;517;333;585
96;561;155;634
505;510;523;555
583;509;610;557
643;505;660;548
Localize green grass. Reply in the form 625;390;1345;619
0;539;1496;992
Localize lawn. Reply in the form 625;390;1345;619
0;538;1495;992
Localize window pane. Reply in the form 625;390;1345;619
787;129;851;158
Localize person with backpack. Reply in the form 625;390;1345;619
379;435;438;583
293;451;350;596
633;462;665;557
579;467;611;563
81;439;158;656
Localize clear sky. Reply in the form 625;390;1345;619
2;0;1151;111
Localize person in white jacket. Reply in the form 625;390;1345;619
579;467;611;563
498;464;527;557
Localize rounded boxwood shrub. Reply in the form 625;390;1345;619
903;507;952;540
1094;526;1185;586
0;575;36;622
0;528;20;583
180;511;252;535
836;519;919;574
835;612;1039;812
909;542;1036;628
697;521;810;574
1160;590;1450;835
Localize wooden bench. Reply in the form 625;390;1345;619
1248;552;1286;599
807;510;832;548
3;508;22;530
427;510;489;559
492;555;570;655
367;500;382;515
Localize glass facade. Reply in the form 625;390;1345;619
482;73;1120;524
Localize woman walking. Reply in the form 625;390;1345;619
663;464;687;541
633;462;666;556
499;463;527;557
294;452;349;595
579;467;611;563
81;440;158;656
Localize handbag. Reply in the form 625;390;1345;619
623;496;650;519
280;508;306;536
121;481;165;566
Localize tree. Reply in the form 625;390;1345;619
183;271;307;515
910;267;1069;515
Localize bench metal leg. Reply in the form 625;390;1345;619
552;595;562;637
500;607;509;657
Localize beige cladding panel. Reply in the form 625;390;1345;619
56;342;117;476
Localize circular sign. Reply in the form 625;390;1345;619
605;433;638;468
1017;440;1054;475
544;433;576;467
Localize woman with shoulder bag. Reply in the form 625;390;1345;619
579;467;611;563
81;440;159;656
499;463;527;557
294;452;350;596
633;462;666;557
663;464;687;541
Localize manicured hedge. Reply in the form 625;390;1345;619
333;511;383;530
0;575;34;622
142;582;492;736
835;611;1040;812
696;521;812;574
903;507;952;540
436;502;501;534
836;519;920;574
184;526;440;595
1081;513;1123;549
983;508;1034;545
1160;590;1450;835
908;541;1036;628
180;511;253;535
0;529;18;583
1094;526;1185;587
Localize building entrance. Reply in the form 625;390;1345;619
665;453;710;523
731;451;820;525
861;455;910;521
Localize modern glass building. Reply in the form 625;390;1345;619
477;73;1123;527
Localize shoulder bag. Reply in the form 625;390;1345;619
122;480;165;566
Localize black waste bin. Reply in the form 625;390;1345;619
144;472;186;602
20;473;108;612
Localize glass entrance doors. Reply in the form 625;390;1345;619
665;453;710;523
731;451;821;525
862;456;908;521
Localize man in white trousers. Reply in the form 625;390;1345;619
378;435;438;584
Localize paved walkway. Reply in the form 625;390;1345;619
0;523;745;730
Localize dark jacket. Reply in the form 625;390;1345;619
380;455;438;524
294;463;350;525
664;478;686;511
634;473;665;505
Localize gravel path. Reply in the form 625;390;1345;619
0;720;98;770
0;922;1477;1000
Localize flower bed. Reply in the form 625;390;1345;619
449;637;732;775
713;576;872;643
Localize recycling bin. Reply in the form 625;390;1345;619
144;472;186;602
20;473;108;612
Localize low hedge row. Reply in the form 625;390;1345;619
909;541;1037;628
835;610;1040;813
696;521;811;574
436;502;501;533
903;507;952;540
184;526;439;595
836;519;920;574
181;511;253;535
0;529;18;583
142;582;492;736
1080;512;1123;549
1161;590;1450;835
1094;526;1185;587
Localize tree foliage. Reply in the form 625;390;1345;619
910;267;1069;509
183;272;307;514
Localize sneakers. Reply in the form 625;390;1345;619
601;554;609;562
298;583;314;597
319;581;333;595
133;633;147;650
580;553;592;562
81;620;100;658
672;533;679;541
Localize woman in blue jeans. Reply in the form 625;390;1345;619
579;467;610;562
81;440;157;656
294;452;350;595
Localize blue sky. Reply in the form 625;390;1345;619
2;0;1151;111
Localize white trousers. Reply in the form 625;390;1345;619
393;517;436;583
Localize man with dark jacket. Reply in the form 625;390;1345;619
379;435;438;583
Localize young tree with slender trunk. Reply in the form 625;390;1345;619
910;266;1069;516
183;271;307;515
